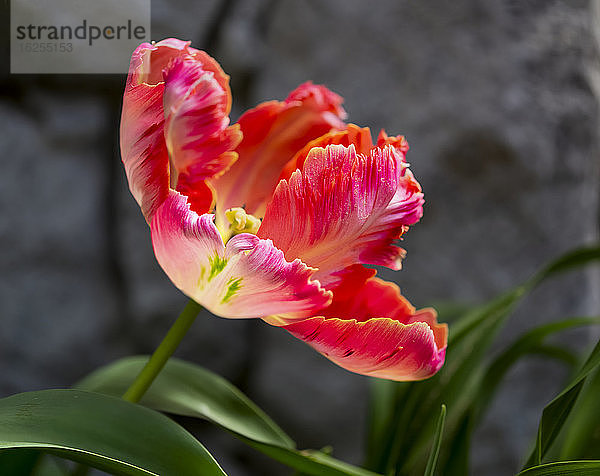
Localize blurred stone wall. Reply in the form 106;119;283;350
1;1;599;475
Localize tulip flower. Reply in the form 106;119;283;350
120;38;447;381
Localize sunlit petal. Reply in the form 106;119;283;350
150;191;332;318
120;39;241;221
282;275;447;381
210;82;346;228
120;41;172;222
259;143;424;285
163;56;242;213
279;123;375;180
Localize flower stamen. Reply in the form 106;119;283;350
219;207;261;243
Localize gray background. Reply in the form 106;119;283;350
1;1;599;475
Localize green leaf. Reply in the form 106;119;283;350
530;246;600;283
441;412;471;476
0;389;226;476
441;317;598;476
423;405;446;476
478;317;599;419
390;288;523;474
244;443;380;476
560;367;600;459
419;247;600;475
450;245;600;347
448;286;527;347
367;245;600;475
365;380;397;470
524;338;600;468
77;357;380;476
517;460;600;475
78;356;293;449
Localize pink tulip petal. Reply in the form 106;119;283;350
120;39;241;221
120;42;171;222
163;56;242;206
150;191;332;318
258;143;424;285
209;82;346;227
283;275;447;381
132;38;196;84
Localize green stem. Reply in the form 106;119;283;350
122;299;202;403
73;299;202;476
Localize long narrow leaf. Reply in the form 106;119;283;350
393;290;521;474
524;338;600;468
441;317;598;476
365;380;398;470
0;389;226;476
517;460;600;475
375;245;600;475
423;405;446;476
78;356;293;449
477;317;600;419
78;357;381;476
450;245;600;346
560;367;600;459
